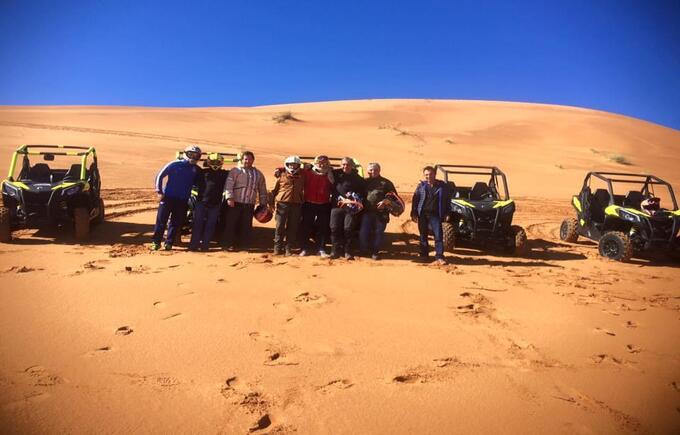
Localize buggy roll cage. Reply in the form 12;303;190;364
175;150;240;163
435;164;510;200
583;172;678;210
6;144;97;182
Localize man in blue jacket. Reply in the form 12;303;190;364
151;145;202;250
411;166;451;265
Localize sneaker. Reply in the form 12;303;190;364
319;250;329;258
273;246;282;256
344;252;354;260
433;258;447;266
330;250;340;260
150;242;161;251
285;247;292;257
299;250;308;257
371;253;380;261
163;244;173;251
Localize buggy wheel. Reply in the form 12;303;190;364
506;225;527;256
74;207;90;241
598;231;632;262
0;206;11;242
93;198;105;225
559;218;579;243
442;221;456;252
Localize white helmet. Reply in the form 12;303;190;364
183;145;202;164
284;155;302;175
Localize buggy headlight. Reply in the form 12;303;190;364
619;209;641;223
450;202;466;214
63;185;82;196
3;183;20;198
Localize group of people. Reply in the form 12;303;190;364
152;145;451;264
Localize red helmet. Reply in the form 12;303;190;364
254;204;273;223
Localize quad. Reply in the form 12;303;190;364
560;172;680;262
1;144;104;242
435;164;527;255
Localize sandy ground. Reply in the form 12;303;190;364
0;100;679;434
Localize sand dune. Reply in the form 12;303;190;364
0;100;679;434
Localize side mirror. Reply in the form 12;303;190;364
43;153;55;161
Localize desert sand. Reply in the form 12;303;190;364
0;100;679;434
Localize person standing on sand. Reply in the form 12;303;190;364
411;165;450;265
359;162;399;260
222;151;268;251
299;155;334;258
188;153;229;252
270;156;305;256
330;157;366;260
151;145;202;251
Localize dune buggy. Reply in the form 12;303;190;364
435;164;527;255
1;144;104;242
560;172;680;262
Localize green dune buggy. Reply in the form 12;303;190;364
560;172;680;262
435;164;527;255
1;144;104;241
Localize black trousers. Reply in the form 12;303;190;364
300;202;331;251
274;202;301;249
330;206;358;254
222;202;254;249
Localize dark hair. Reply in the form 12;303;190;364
422;165;435;173
241;151;255;160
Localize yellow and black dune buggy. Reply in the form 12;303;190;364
560;172;680;262
0;144;104;241
436;164;527;255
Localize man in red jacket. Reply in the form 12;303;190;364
299;155;334;257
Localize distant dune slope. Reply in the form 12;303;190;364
1;100;679;198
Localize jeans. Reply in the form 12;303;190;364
189;202;221;250
274;202;301;249
359;211;388;255
300;202;331;252
152;196;188;246
330;206;358;254
222;202;255;249
418;213;444;259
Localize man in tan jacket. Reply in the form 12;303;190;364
222;151;268;251
270;156;304;255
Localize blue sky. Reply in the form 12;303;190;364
1;0;679;129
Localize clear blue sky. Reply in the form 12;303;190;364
1;0;679;129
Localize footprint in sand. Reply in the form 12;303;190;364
263;348;299;366
317;379;353;394
625;344;641;354
24;366;63;387
115;326;133;336
392;373;423;384
86;346;113;357
625;320;638;328
595;327;616;336
153;301;165;308
163;312;182;320
293;291;329;305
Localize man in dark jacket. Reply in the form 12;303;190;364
151;145;202;250
359;162;398;260
411;166;450;264
189;153;229;252
330;157;366;259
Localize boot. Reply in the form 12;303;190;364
273;245;283;256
